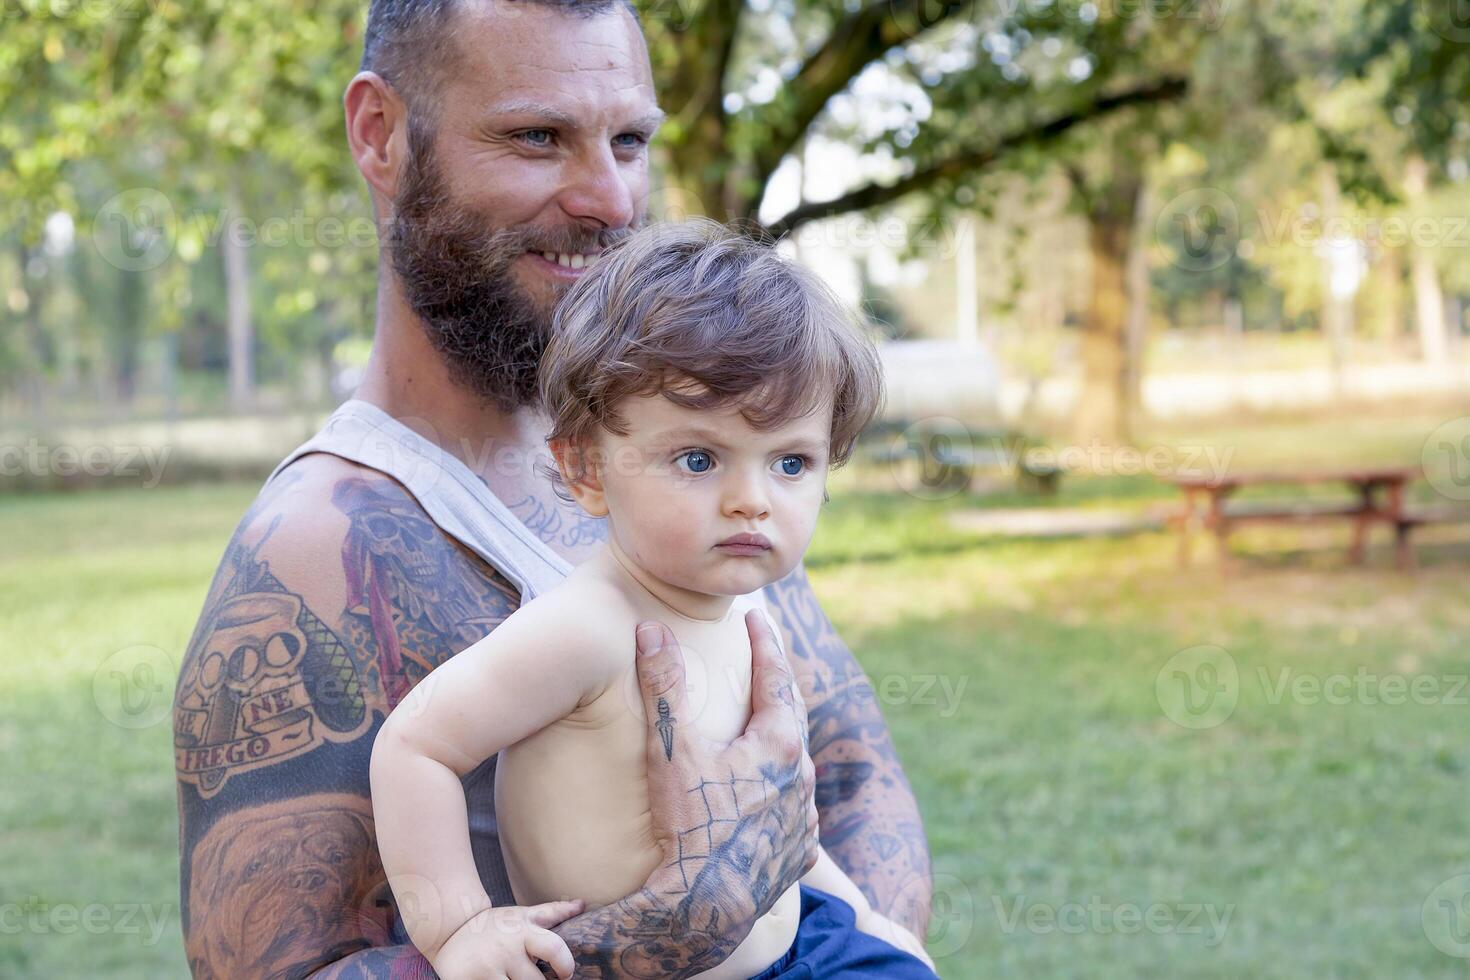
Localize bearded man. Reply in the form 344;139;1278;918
173;1;932;975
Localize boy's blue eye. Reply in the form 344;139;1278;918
678;451;713;474
778;455;805;476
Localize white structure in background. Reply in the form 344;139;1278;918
878;339;1003;426
954;212;979;346
765;134;1002;427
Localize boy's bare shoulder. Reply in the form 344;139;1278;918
487;566;639;671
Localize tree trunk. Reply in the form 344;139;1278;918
15;240;57;416
1123;178;1153;415
223;180;255;412
1075;213;1134;446
112;268;145;403
1318;169;1353;396
1404;156;1448;365
1373;246;1404;345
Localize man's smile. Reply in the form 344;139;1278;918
525;249;601;279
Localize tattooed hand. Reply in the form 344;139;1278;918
551;610;819;978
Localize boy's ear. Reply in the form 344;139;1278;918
549;437;609;518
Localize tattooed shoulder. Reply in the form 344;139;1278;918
175;458;522;799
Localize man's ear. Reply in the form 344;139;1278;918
343;71;410;219
550;438;609;518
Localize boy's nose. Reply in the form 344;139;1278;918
722;471;771;521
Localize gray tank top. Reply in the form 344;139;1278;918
268;398;573;905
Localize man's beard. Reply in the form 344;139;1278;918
386;128;630;414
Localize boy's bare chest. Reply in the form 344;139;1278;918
571;603;759;748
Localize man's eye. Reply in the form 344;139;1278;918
776;455;807;476
613;132;648;149
676;450;714;475
517;129;555;147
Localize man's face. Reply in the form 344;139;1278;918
386;1;661;413
590;388;833;599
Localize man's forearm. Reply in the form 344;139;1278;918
807;683;932;935
764;564;933;936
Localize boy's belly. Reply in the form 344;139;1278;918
495;660;800;978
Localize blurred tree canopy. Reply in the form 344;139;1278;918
0;0;1467;429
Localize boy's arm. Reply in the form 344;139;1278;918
800;845;875;919
370;603;612;959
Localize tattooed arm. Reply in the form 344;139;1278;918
176;462;818;979
763;562;933;936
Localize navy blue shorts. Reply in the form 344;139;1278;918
747;886;939;979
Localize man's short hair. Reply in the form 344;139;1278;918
360;0;639;120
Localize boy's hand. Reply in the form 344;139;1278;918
430;900;583;980
858;909;937;974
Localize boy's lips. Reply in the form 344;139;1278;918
715;533;771;556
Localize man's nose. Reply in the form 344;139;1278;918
722;469;771;522
560;145;637;231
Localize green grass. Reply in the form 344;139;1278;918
4;437;1470;976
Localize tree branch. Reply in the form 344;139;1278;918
765;76;1188;236
665;0;745;131
749;0;977;192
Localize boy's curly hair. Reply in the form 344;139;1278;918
537;218;885;498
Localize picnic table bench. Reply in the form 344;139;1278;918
1167;466;1429;570
863;419;1061;495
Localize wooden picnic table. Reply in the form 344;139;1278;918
1167;466;1421;571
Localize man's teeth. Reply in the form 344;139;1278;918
539;251;589;269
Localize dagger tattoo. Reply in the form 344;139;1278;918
655;696;675;761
